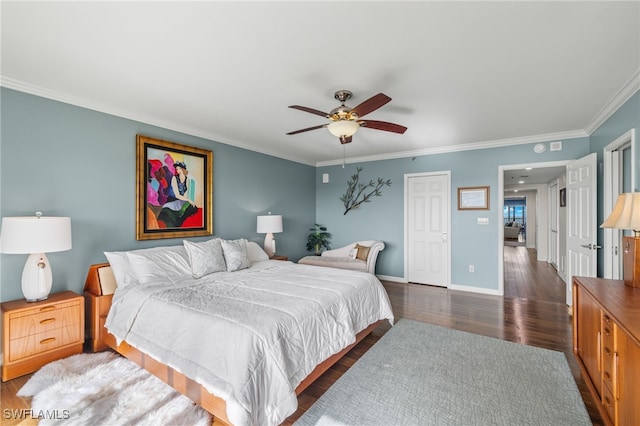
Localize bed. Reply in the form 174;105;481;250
83;239;394;426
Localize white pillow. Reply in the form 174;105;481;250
104;251;137;289
348;248;358;259
183;238;226;278
246;241;269;263
221;239;251;272
126;246;192;284
106;245;191;286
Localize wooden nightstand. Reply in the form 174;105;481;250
1;291;84;381
271;255;289;261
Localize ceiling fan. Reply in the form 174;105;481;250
286;90;407;144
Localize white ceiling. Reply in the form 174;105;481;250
2;1;639;166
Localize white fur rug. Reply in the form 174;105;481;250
17;352;212;426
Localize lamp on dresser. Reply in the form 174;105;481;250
257;213;283;258
601;192;640;288
0;212;72;301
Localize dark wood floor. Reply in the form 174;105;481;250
288;246;602;425
2;246;601;425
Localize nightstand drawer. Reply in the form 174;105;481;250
9;301;81;339
9;324;82;361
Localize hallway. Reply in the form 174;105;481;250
504;244;566;303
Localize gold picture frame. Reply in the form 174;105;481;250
457;186;490;210
136;135;213;240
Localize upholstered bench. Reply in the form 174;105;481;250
298;240;384;275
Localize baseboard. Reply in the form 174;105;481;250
376;274;406;283
448;283;502;296
377;275;502;296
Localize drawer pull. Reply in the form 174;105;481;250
604;371;611;381
604;327;611;336
40;318;56;325
604;396;612;408
39;305;56;312
40;337;56;345
597;331;601;372
603;314;611;323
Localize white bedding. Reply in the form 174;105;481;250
105;259;394;426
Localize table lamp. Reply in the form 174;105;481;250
0;212;72;301
257;213;283;258
601;193;640;288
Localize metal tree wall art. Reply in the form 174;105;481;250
340;167;391;215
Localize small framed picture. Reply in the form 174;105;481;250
458;186;490;210
560;188;566;207
136;135;213;240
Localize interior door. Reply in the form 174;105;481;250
566;153;598;305
406;173;450;287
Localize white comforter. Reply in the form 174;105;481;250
105;260;394;426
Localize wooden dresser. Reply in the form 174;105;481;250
1;291;84;381
573;276;640;426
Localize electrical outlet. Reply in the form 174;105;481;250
469;265;475;273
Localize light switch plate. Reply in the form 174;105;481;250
477;217;489;225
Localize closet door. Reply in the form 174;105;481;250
406;173;450;287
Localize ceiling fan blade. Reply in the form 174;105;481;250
288;105;329;118
360;120;407;134
351;93;392;118
286;124;327;135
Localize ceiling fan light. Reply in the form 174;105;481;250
328;120;359;138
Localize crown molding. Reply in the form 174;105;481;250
314;130;588;167
0;76;316;166
584;68;640;135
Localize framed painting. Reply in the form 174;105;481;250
458;186;490;210
136;135;213;240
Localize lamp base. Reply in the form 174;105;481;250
22;253;53;302
263;233;276;258
623;236;640;288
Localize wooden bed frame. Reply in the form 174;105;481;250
83;263;381;425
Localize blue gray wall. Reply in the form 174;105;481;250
1;88;638;301
0;88;316;302
315;138;591;291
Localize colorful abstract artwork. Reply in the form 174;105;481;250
136;135;213;240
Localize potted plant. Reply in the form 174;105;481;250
306;224;332;255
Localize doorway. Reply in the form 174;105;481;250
499;161;569;300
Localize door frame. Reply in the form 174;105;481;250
404;171;451;285
603;128;636;278
498;160;570;296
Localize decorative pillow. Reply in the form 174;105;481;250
355;244;370;261
348;248;358;259
246;241;269;263
126;246;192;284
221;239;251;272
183;238;226;278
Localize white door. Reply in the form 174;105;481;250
549;181;559;269
566;153;598;305
406;173;450;287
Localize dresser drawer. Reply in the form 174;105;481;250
602;381;616;425
8;301;81;339
9;324;82;361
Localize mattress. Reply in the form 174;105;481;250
105;259;394;426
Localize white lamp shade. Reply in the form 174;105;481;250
328;120;359;137
601;193;640;231
0;216;72;254
256;215;283;234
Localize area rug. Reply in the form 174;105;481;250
295;319;590;426
17;351;211;425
